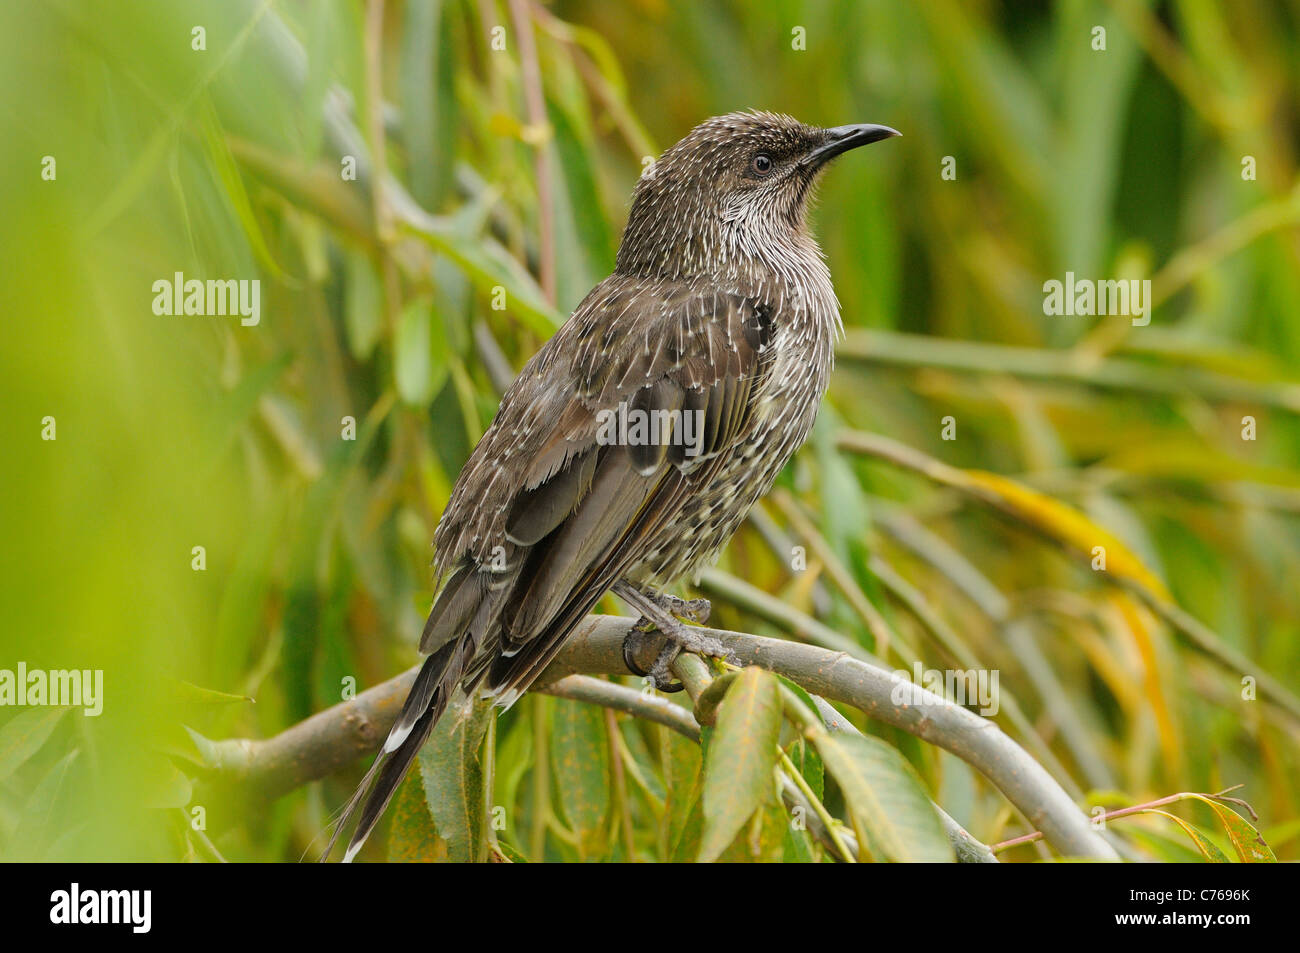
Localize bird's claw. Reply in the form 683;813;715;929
622;618;685;692
621;612;734;692
662;595;712;625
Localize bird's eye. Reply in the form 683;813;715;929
751;153;773;175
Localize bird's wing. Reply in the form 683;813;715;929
428;274;778;700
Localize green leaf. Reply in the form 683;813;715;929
343;249;382;361
550;697;610;861
783;813;817;863
388;771;445;862
198;100;288;281
0;707;70;783
814;732;954;863
398;213;562;336
401;0;457;210
691;669;737;726
416;693;492;862
697;667;783;862
660;725;701;859
717;798;788;863
394;298;449;407
668;791;704;863
547;97;613;309
162;678;253;708
789;737;824;803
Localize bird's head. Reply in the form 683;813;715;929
616;111;899;280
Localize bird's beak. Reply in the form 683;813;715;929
803;123;901;168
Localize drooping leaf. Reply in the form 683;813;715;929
416;692;492;863
660;724;701;859
550;696;610;861
717;797;788;863
697;667;783;862
162;678;254;708
961;469;1170;599
669;791;704;863
199;100;288;280
388;770;446;862
814;732;953;863
343;249;382;360
394;297;449;407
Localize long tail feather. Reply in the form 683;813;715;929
320;638;463;862
340;708;436;862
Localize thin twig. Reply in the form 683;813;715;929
779;747;855;863
542;674;699;740
990;785;1258;854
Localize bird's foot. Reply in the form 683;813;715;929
638;589;712;625
622;615;733;693
622;617;684;692
613;581;711;624
614;582;729;692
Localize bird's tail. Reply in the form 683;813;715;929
320;635;470;862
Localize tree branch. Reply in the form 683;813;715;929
193;615;1117;860
539;674;699;741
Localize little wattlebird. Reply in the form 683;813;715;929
323;111;899;861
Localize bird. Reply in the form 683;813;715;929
323;110;899;861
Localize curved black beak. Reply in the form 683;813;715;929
803;123;901;168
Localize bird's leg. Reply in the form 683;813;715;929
613;581;730;692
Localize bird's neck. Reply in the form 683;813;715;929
726;226;842;351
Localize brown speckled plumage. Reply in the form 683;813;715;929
326;111;898;860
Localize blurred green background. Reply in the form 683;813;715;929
1;0;1298;862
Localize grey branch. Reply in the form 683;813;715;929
193;615;1117;860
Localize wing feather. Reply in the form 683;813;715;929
427;275;777;699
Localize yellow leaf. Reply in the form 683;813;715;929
962;469;1171;599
